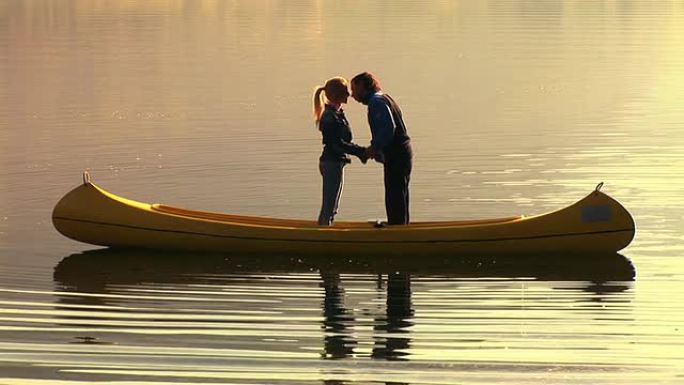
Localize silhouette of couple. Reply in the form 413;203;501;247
314;72;413;226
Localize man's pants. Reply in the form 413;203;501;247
384;160;412;225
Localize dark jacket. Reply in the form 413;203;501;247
380;94;412;166
365;92;412;165
319;104;365;163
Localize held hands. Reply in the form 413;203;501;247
359;146;375;164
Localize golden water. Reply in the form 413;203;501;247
1;1;683;383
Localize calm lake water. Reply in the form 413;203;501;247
1;0;683;383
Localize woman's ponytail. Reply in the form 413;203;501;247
312;86;326;127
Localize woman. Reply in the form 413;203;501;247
313;77;368;226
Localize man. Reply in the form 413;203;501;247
350;72;413;225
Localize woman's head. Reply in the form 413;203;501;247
313;77;350;124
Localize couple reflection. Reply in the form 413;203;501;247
53;249;635;385
320;272;413;361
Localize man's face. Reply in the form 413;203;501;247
350;81;365;104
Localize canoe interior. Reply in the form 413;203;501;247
151;203;525;228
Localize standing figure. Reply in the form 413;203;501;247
313;77;368;226
350;72;413;225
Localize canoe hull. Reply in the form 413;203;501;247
52;181;635;257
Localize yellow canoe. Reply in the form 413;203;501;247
52;174;635;256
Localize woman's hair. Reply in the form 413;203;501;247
313;77;349;125
351;72;381;93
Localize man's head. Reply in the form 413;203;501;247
350;72;381;105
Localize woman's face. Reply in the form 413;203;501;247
329;85;350;105
340;86;350;104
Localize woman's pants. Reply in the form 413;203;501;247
318;160;346;226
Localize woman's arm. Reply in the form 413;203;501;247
320;115;367;159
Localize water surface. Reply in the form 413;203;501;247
1;0;683;383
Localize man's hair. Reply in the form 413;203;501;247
351;72;381;92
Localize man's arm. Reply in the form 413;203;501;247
368;96;396;152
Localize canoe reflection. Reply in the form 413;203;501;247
54;248;635;286
53;249;634;365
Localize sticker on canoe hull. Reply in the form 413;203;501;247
581;205;612;223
